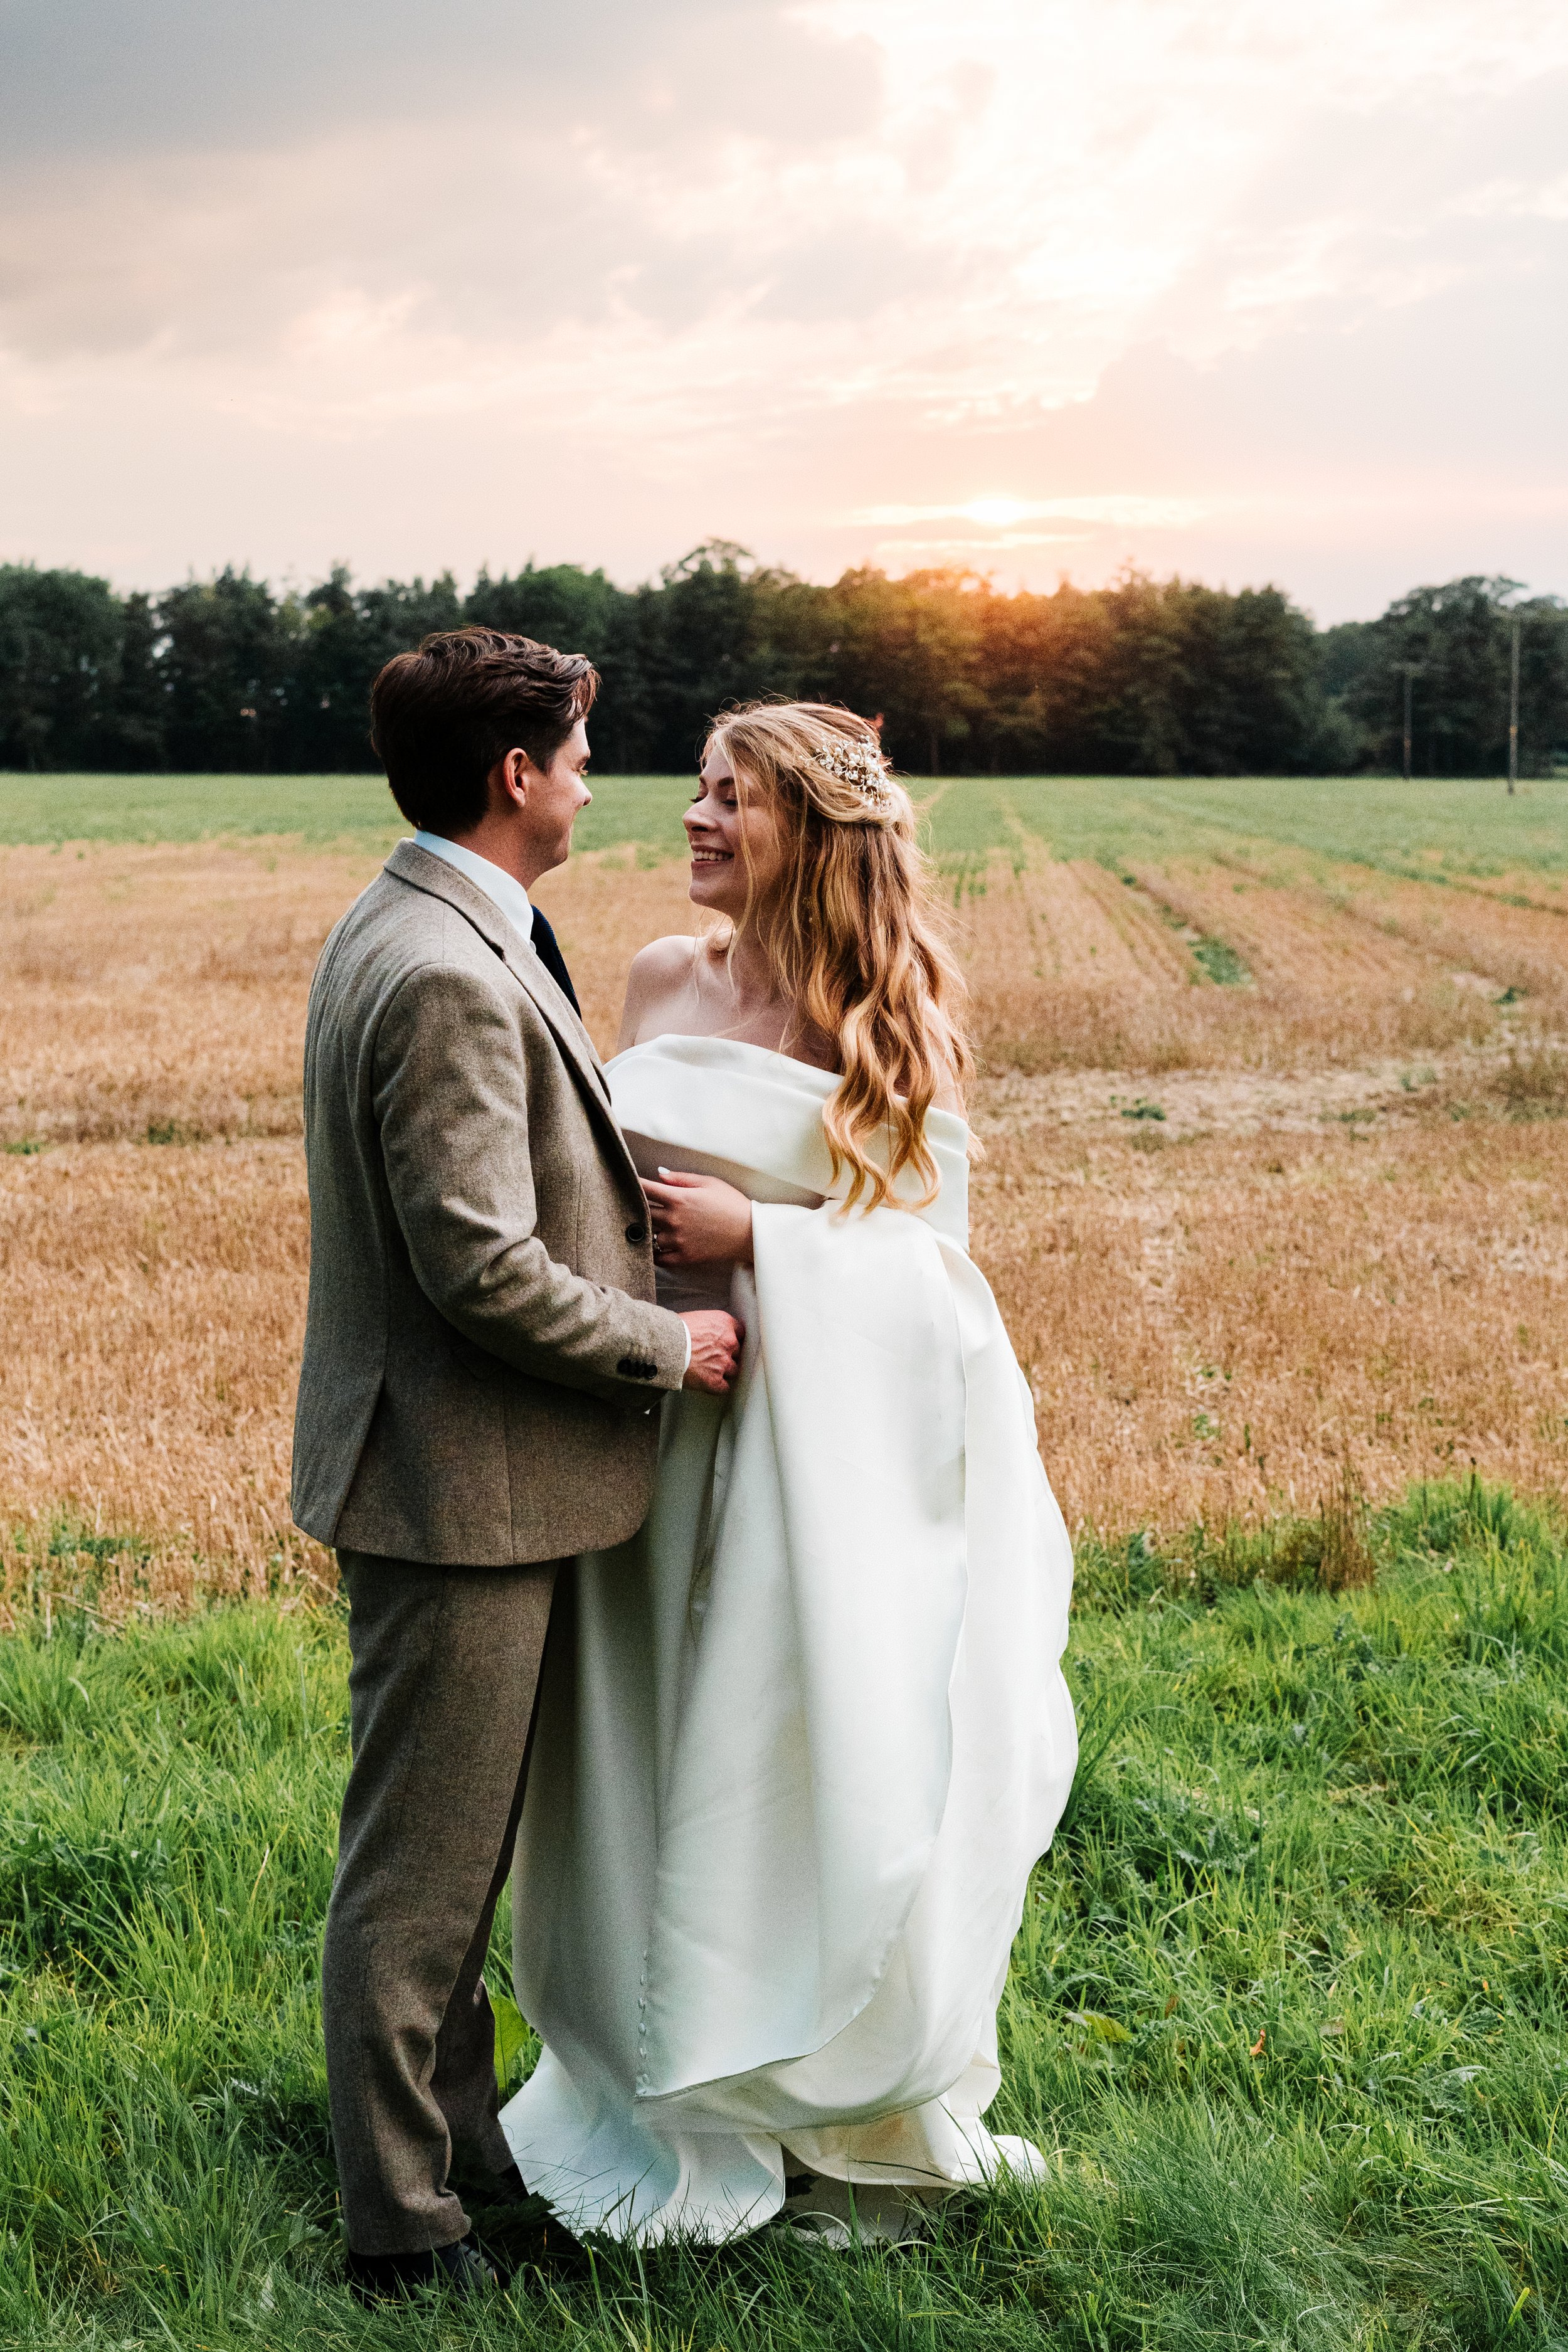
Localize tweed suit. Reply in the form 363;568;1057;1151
294;837;689;2257
294;837;687;1564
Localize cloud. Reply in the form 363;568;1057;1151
0;0;1564;617
852;497;1209;529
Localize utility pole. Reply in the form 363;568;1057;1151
1394;664;1423;781
1507;614;1520;795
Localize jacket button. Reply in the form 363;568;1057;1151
625;1221;647;1244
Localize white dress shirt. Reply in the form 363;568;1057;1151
410;830;691;1375
413;829;536;949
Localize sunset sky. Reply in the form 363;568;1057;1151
2;0;1564;620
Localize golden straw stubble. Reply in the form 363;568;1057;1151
0;1139;325;1617
977;1117;1568;1537
3;836;1567;1616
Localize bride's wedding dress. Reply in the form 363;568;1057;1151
499;1034;1078;2242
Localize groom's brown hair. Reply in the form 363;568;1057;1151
371;627;600;835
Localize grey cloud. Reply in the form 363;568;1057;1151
0;0;886;363
3;0;1563;622
0;0;874;162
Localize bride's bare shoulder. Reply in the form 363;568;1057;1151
629;932;702;979
618;934;704;1050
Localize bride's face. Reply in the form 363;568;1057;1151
686;747;785;917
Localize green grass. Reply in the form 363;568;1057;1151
926;775;1568;880
0;773;696;856
4;1477;1567;2348
6;773;1566;881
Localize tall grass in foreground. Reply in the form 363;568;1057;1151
3;1478;1567;2348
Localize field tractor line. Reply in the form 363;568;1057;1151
911;776;958;830
1137;864;1468;997
1108;865;1269;990
1321;877;1568;1011
953;857;1066;987
967;857;1175;995
996;857;1076;987
1045;861;1183;988
999;797;1054;878
1443;870;1568;917
1069;861;1203;986
1205;854;1568;1012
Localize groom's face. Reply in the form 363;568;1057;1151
506;719;593;881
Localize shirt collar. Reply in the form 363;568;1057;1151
412;831;535;951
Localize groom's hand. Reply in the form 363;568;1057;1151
679;1310;744;1394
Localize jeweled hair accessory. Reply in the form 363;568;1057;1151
814;733;894;808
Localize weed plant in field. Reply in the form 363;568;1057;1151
2;1479;1565;2348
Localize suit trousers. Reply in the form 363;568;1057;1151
322;1549;557;2255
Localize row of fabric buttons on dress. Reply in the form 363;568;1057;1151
636;1943;650;2093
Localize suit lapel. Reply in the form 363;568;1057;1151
384;839;615;1116
495;922;611;1106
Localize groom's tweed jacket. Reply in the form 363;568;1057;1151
292;838;687;1566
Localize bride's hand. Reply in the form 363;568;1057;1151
642;1168;754;1268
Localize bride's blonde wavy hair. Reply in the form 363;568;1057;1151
702;699;972;1212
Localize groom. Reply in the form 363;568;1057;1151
292;627;742;2301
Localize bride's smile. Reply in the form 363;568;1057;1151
684;748;785;916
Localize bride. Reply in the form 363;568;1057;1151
500;701;1078;2242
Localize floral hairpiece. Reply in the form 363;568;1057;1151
814;733;894;807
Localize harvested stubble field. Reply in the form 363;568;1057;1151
2;776;1567;1612
6;774;1568;2351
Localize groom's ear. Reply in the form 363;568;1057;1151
487;747;532;812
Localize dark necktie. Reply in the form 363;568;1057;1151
529;904;581;1015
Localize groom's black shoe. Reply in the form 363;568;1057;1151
453;2158;533;2210
344;2235;502;2304
467;2184;591;2283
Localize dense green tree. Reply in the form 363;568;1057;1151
0;565;126;769
817;567;985;774
1318;617;1379;701
3;553;1563;778
155;569;293;771
623;543;815;770
464;561;623;652
109;592;169;768
970;583;1116;771
285;567;464;771
287;565;374;772
1347;577;1568;776
464;562;642;765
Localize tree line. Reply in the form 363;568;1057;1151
2;543;1564;778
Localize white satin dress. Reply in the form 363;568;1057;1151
499;1036;1078;2242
